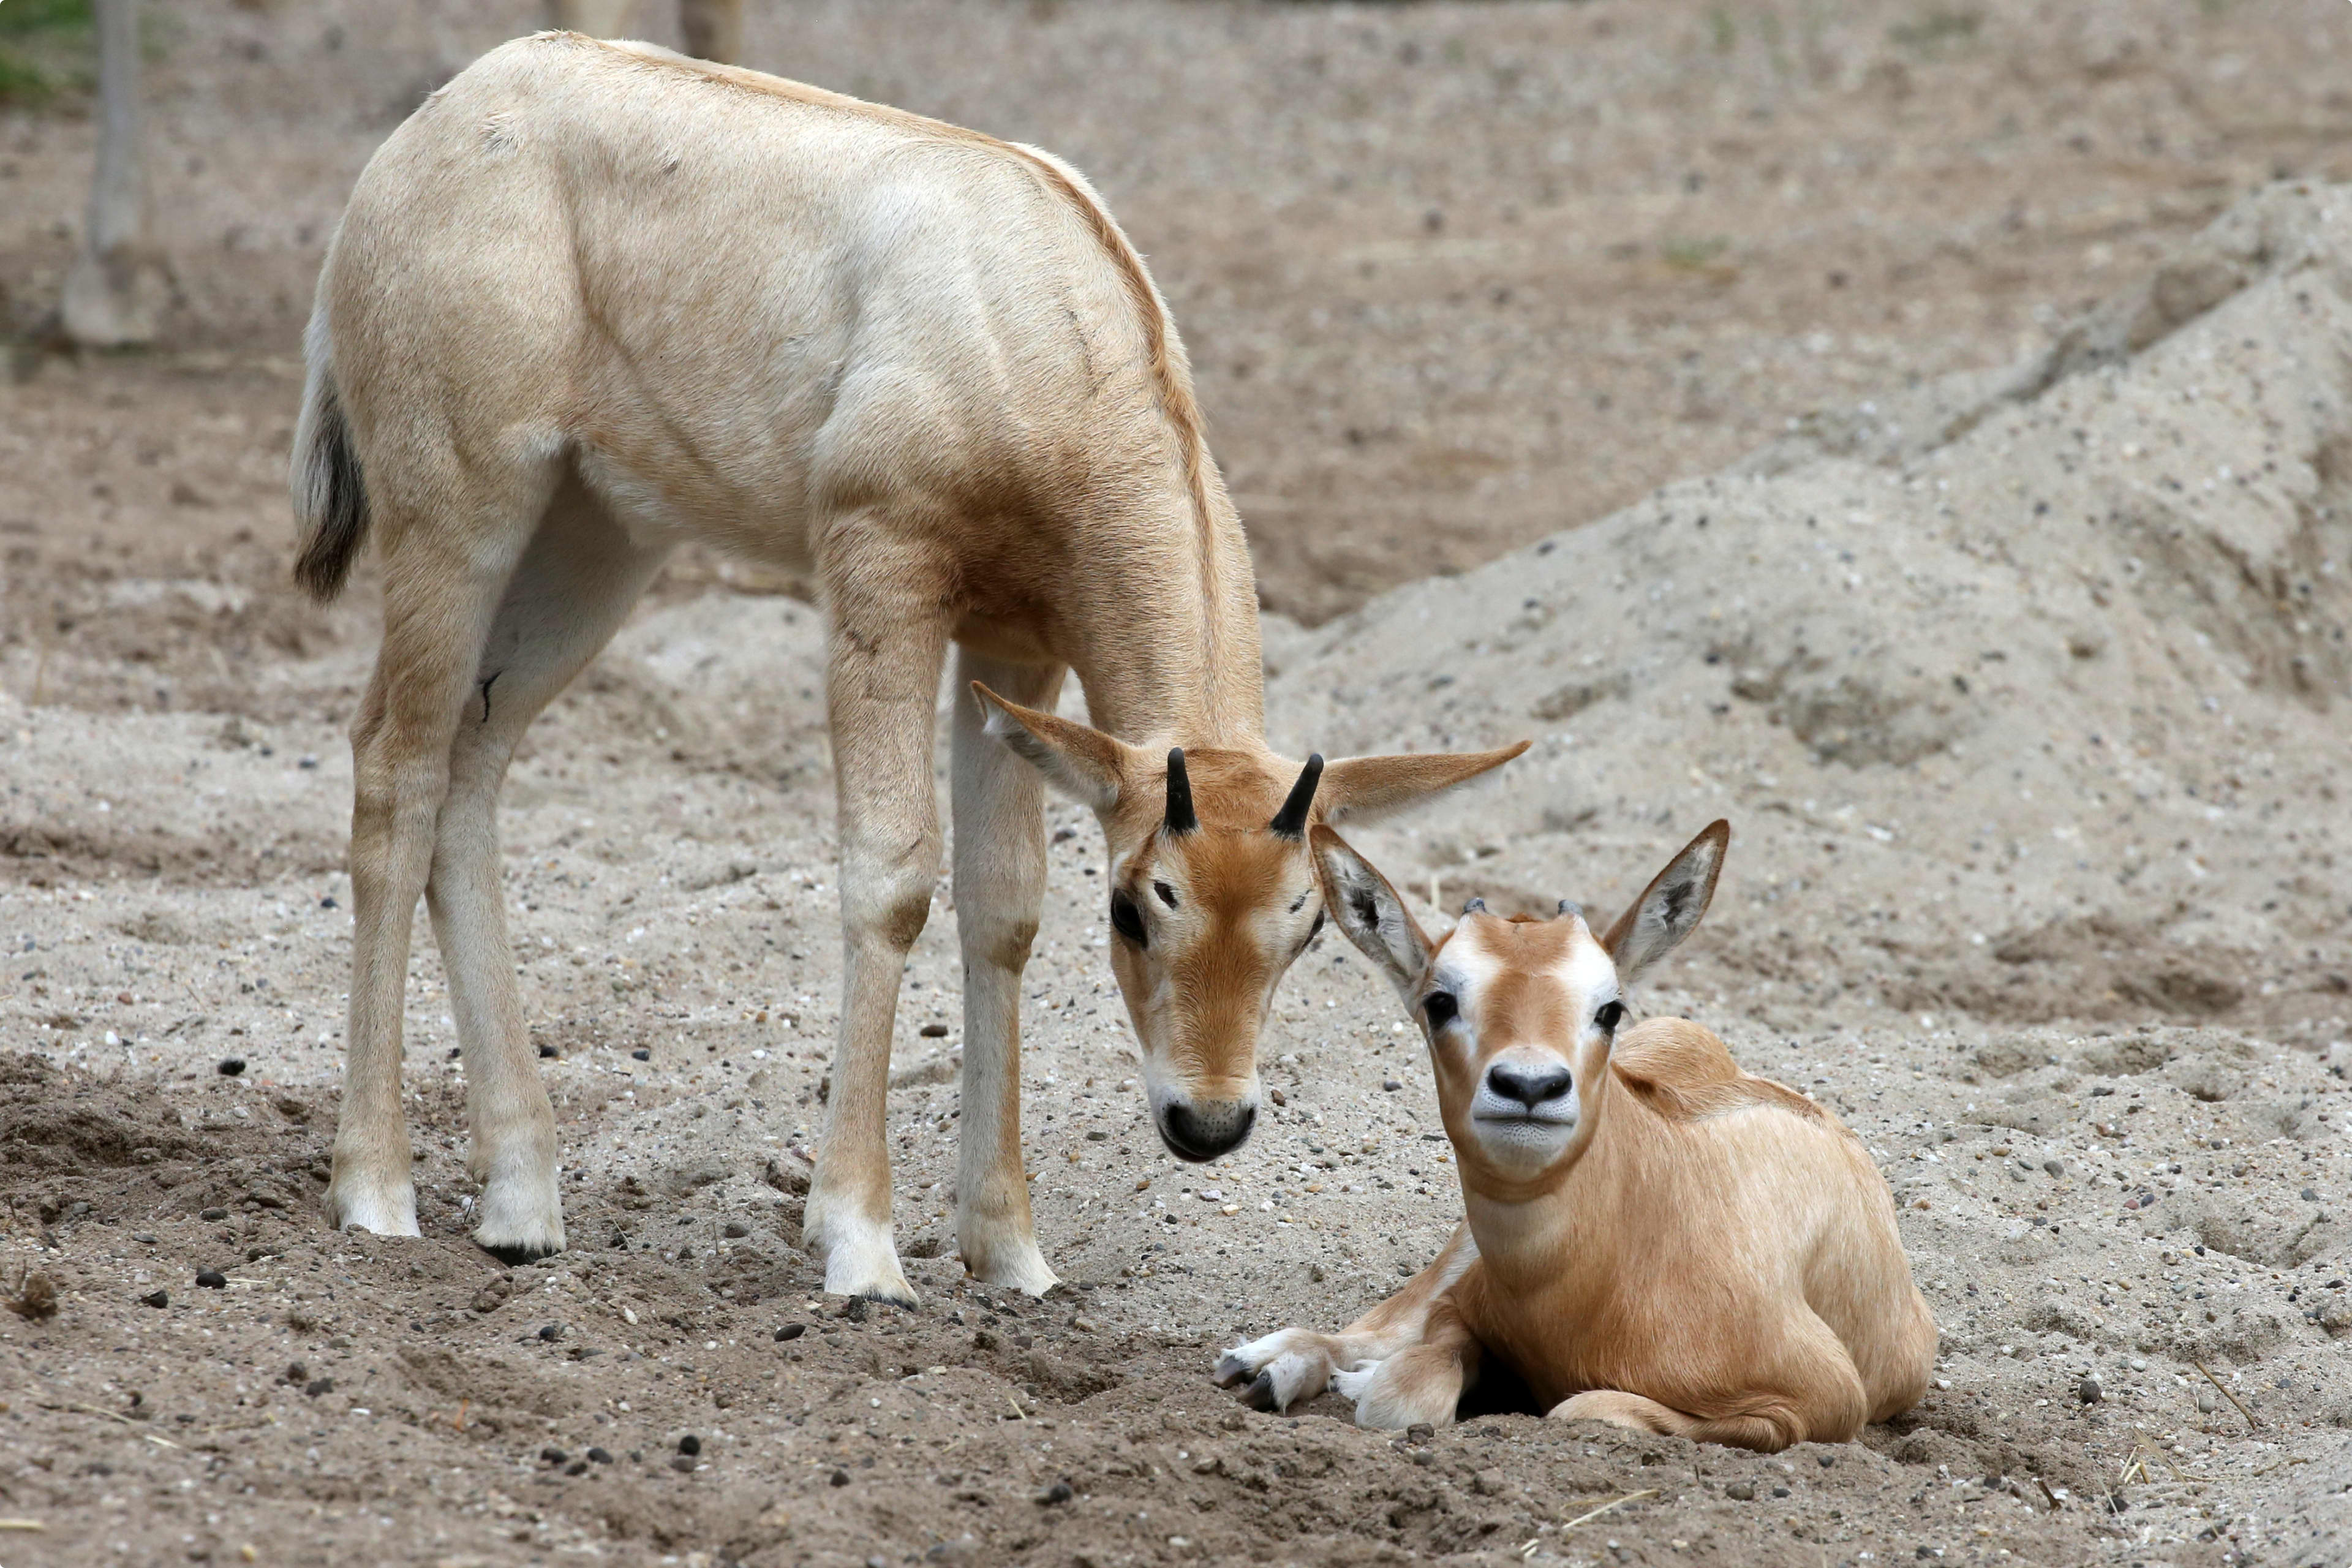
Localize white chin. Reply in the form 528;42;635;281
1472;1117;1574;1164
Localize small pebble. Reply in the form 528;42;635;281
631;1049;650;1061
2043;1159;2065;1177
775;1323;806;1342
195;1268;228;1289
677;1434;701;1456
200;1208;228;1222
132;1233;156;1245
919;1023;950;1038
829;1468;851;1487
565;1460;589;1476
217;1058;246;1077
285;1362;306;1383
139;1289;169;1309
537;1043;559;1060
2196;1389;2217;1414
1724;1481;1755;1501
1036;1479;1074;1506
2303;1188;2321;1202
2078;1376;2104;1405
1382;1079;1403;1092
541;1447;568;1465
1771;1485;1790;1498
723;1221;750;1238
537;1322;564;1342
669;1455;697;1474
586;1447;613;1464
304;1378;334;1398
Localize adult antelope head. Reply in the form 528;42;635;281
1312;820;1728;1192
976;685;1525;1161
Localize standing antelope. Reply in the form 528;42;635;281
1217;823;1936;1450
288;34;1525;1304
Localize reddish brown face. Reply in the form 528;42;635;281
971;681;1529;1164
1103;803;1327;1161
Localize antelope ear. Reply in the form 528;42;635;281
1601;819;1729;986
1309;825;1433;1002
970;682;1133;813
1317;740;1530;826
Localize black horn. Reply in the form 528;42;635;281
1557;899;1584;919
1268;753;1324;839
1164;748;1197;835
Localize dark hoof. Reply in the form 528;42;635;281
1242;1370;1281;1412
859;1287;918;1311
479;1240;563;1267
1212;1353;1252;1388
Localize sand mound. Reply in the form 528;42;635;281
1270;180;2352;1043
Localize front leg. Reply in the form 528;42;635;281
1332;1289;1482;1430
801;553;949;1306
948;652;1066;1294
1214;1223;1478;1412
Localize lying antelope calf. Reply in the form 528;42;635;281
1217;822;1936;1451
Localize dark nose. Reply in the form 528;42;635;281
1159;1099;1256;1162
1486;1061;1573;1109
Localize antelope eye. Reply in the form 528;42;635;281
1153;880;1179;909
1109;889;1147;948
1423;992;1459;1030
1594;1000;1625;1033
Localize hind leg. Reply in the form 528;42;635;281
428;470;669;1262
1547;1309;1869;1453
327;474;549;1238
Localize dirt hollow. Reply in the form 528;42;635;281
4;4;2352;1567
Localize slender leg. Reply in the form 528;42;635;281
327;487;542;1238
801;538;950;1305
948;652;1065;1294
427;472;670;1262
1215;1223;1480;1411
1333;1291;1483;1430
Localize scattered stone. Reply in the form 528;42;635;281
217;1058;245;1077
2043;1159;2065;1177
200;1208;228;1222
537;1322;564;1343
284;1363;306;1384
537;1044;559;1060
776;1323;806;1341
303;1379;333;1398
677;1434;701;1457
139;1289;169;1309
1382;1079;1403;1091
2303;1188;2321;1202
1725;1480;1756;1500
470;1276;514;1314
2196;1389;2218;1414
631;1049;650;1061
829;1468;851;1487
1037;1479;1074;1505
565;1460;589;1476
723;1221;750;1238
669;1455;697;1474
919;1023;950;1038
132;1233;156;1245
2078;1376;2104;1405
586;1447;612;1464
195;1269;227;1289
541;1447;567;1465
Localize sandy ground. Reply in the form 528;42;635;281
4;4;2352;1567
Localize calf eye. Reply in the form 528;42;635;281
1110;890;1147;947
1423;992;1459;1030
1154;880;1179;909
1594;1000;1624;1033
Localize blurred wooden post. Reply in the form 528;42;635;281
545;1;742;63
62;0;160;347
679;0;742;64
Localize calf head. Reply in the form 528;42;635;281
974;682;1525;1161
1313;820;1729;1194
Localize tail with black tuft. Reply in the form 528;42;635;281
290;311;369;603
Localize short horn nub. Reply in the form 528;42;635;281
1558;899;1584;919
1463;897;1488;915
1164;748;1198;836
1268;753;1324;839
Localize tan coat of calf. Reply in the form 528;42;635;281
1219;823;1936;1451
290;33;1521;1303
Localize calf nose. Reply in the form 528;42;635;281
1486;1061;1573;1109
1159;1099;1256;1162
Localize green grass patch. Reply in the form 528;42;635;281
0;0;92;106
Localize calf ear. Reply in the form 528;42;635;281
970;682;1133;813
1317;740;1529;826
1601;819;1729;986
1310;826;1433;1000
